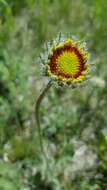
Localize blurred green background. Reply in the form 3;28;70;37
0;0;107;189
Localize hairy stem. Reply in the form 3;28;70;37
35;80;52;152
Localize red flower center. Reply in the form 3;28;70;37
48;44;86;79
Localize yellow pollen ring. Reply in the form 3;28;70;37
56;51;80;75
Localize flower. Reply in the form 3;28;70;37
40;33;91;87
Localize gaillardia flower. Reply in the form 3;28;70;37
40;34;90;87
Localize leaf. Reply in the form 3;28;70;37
0;0;8;6
0;177;17;190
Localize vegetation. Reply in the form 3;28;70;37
0;0;107;189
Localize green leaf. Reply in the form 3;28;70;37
0;177;16;190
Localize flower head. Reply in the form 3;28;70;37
40;33;91;87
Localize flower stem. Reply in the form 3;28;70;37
35;80;52;153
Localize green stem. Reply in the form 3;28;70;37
35;80;52;152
